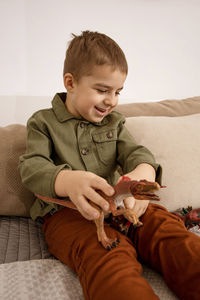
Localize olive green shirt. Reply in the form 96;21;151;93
19;93;161;220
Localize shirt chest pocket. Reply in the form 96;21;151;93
92;129;117;165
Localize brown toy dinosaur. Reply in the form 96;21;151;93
35;176;164;250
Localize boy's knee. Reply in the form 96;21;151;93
142;203;185;226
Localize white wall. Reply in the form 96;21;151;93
0;0;200;125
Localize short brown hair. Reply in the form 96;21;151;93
63;31;128;81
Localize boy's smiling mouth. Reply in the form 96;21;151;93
94;106;108;115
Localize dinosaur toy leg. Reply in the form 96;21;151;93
111;207;143;227
91;203;120;250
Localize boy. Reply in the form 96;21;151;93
19;31;200;300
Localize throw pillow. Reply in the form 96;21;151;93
0;125;35;216
125;114;200;211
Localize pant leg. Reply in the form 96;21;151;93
42;207;159;300
133;203;200;300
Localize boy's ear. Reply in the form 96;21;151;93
63;73;76;91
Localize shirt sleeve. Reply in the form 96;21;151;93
18;114;71;197
116;118;162;184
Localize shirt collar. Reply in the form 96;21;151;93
52;93;75;122
52;92;109;126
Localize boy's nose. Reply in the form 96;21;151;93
104;93;118;107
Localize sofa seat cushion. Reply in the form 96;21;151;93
0;216;52;264
0;259;84;300
125;113;200;211
0;258;178;300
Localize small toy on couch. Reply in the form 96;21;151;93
172;206;200;229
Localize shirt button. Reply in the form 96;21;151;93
106;131;113;139
80;122;85;128
81;148;89;155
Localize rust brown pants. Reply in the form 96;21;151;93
42;204;200;300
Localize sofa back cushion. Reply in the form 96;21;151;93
0;125;35;216
116;96;200;117
125;113;200;211
0;96;199;216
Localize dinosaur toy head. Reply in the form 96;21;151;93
113;178;163;205
130;179;161;200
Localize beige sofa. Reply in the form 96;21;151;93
0;96;200;299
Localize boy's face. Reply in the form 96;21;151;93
65;65;127;123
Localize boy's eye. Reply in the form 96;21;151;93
96;89;120;95
97;89;107;93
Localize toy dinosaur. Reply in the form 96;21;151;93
173;206;200;228
35;176;164;250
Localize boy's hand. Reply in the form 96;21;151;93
132;199;149;218
116;182;149;218
55;170;114;220
118;163;156;217
123;197;149;218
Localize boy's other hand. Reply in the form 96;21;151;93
123;197;149;218
132;199;149;218
55;170;114;220
117;162;155;218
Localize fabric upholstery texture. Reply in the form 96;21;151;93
0;216;52;264
0;259;84;300
0;259;178;300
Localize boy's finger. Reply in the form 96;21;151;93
124;197;135;209
85;188;110;211
92;176;114;196
133;200;149;217
75;196;100;220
